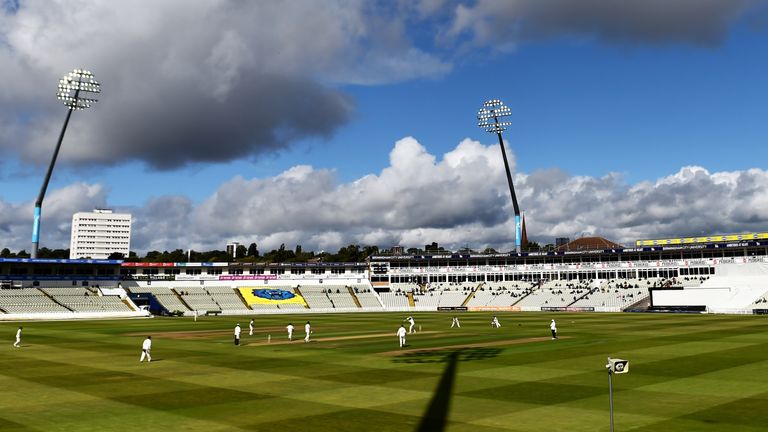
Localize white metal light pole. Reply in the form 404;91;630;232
477;99;522;253
32;69;100;258
606;357;630;432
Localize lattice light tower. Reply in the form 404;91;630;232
478;99;522;254
31;69;100;259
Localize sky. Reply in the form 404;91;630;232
1;0;768;254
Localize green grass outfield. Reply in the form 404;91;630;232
2;312;768;432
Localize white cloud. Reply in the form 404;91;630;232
3;137;768;254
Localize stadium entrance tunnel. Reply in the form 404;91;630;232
392;347;502;364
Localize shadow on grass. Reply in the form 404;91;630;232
393;347;502;364
416;351;459;432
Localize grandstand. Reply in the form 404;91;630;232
3;233;768;318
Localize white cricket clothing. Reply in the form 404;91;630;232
492;318;501;328
304;323;311;342
550;320;558;339
249;321;254;336
396;327;407;347
407;317;415;333
140;338;152;362
13;328;21;347
234;325;241;337
287;324;294;340
451;317;460;328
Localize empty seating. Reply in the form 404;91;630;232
0;288;70;313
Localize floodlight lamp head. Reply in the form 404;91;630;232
477;98;512;134
55;68;100;110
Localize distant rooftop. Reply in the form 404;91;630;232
557;236;624;251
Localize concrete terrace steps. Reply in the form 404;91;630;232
38;287;74;312
461;282;485;307
347;286;362;308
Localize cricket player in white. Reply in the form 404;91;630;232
249;319;254;336
287;323;295;341
304;321;311;342
139;336;152;362
406;316;415;334
491;316;501;328
13;326;22;347
234;323;241;346
451;316;461;328
550;319;557;339
397;325;407;348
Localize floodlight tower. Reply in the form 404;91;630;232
31;69;100;259
477;99;522;253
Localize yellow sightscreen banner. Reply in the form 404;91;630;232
238;287;307;306
636;232;768;247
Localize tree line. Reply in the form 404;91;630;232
0;244;380;263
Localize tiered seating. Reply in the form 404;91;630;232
412;291;440;308
437;290;469;307
679;276;709;287
746;292;768;309
380;292;410;308
0;288;70;313
176;287;221;312
129;286;190;312
467;286;531;307
295;284;359;309
606;277;671;289
389;283;421;293
515;289;572;307
298;285;336;309
41;287;131;312
238;285;306;311
322;285;358;308
352;285;382;308
571;286;648;308
207;286;248;311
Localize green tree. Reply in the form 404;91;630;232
145;250;162;262
525;241;541;251
247;243;259;257
0;248;11;258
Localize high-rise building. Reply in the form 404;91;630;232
226;241;240;259
70;209;132;259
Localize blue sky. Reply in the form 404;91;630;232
1;1;768;253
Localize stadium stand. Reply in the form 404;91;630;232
128;286;191;313
176;287;222;313
0;288;71;313
40;287;132;312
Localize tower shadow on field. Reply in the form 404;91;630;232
415;351;459;432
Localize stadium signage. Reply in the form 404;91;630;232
541;306;595;312
636;232;768;247
0;258;122;265
1;275;119;281
175;275;219;281
469;306;521;312
219;275;279;281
